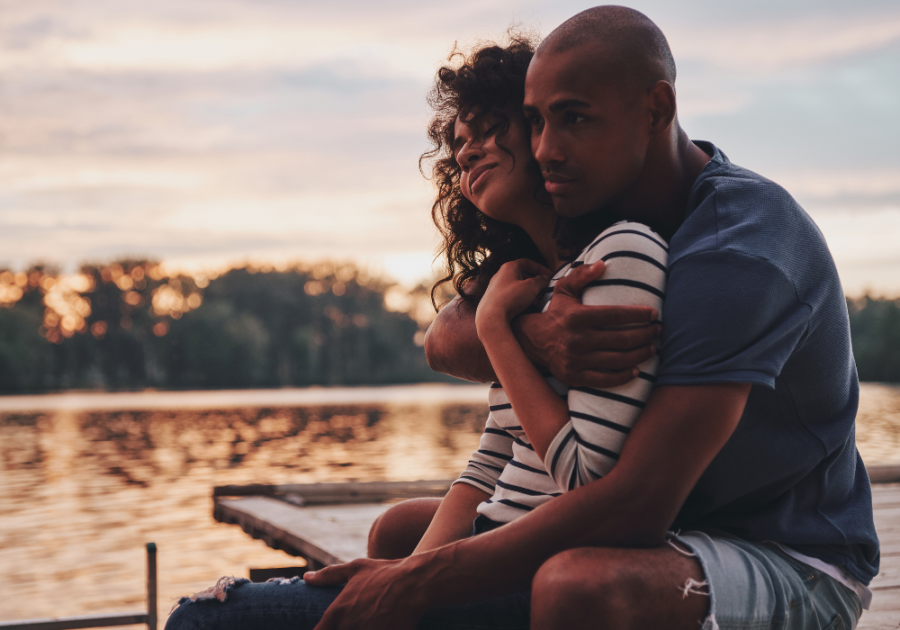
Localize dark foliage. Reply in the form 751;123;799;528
0;262;444;393
847;296;900;383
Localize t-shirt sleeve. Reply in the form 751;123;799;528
656;250;811;388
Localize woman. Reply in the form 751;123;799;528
165;34;666;630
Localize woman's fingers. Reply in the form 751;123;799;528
512;257;551;278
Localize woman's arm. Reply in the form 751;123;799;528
414;411;513;552
475;259;573;460
413;483;490;553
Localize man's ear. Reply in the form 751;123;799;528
647;81;676;135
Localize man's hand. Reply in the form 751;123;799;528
304;557;426;630
424;260;659;386
515;261;660;388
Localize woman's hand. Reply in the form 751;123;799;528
475;259;551;337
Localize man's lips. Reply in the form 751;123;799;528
542;172;576;195
468;163;497;194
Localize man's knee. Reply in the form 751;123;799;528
367;497;441;559
532;547;709;630
532;548;632;613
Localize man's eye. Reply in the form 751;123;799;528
564;112;586;124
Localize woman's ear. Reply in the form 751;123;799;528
648;80;676;135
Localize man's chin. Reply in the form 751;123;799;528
551;196;599;218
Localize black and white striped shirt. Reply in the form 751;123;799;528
454;222;669;524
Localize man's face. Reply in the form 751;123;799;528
523;44;652;218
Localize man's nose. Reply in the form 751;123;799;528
532;126;564;167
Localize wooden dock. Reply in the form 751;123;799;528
214;476;900;629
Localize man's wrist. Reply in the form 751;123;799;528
396;547;455;612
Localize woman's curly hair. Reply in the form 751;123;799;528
422;32;546;309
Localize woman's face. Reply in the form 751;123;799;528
453;109;542;226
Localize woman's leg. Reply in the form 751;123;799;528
367;497;442;559
166;576;530;630
165;577;342;630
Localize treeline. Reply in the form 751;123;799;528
847;296;900;383
1;263;899;394
0;261;450;393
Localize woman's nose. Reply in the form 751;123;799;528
458;141;484;167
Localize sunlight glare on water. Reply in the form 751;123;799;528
0;383;898;623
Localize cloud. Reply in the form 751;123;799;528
667;13;900;74
1;0;899;294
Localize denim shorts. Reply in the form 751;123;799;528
672;529;864;630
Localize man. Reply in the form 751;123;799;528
170;7;877;630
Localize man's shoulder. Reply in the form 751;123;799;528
674;144;827;271
671;143;842;308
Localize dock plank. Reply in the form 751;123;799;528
216;496;392;565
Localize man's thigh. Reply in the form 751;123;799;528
531;545;709;630
532;534;863;630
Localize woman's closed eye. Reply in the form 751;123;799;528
484;122;501;137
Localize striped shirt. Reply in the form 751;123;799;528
453;221;669;524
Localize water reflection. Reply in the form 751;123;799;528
0;384;898;622
0;399;486;622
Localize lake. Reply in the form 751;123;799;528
1;382;899;623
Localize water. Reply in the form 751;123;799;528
1;382;898;623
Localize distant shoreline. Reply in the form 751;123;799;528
0;382;491;413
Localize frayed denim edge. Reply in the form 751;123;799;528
170;574;308;614
169;576;250;615
667;532;719;630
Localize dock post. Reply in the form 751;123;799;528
146;543;158;630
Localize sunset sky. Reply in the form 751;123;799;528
1;0;898;295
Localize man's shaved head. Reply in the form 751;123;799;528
537;5;676;96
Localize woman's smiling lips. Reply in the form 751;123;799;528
543;172;576;195
468;163;498;194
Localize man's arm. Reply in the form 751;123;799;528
306;382;750;630
424;262;662;387
424;295;497;382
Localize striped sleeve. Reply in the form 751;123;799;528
452;411;515;494
545;222;668;491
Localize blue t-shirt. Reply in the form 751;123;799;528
660;142;879;585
